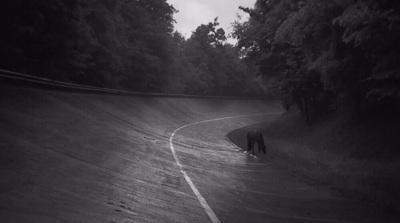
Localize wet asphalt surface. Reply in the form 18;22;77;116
0;86;395;222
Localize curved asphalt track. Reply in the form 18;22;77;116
0;84;395;222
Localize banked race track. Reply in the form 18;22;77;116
0;71;394;223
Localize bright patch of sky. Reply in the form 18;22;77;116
167;0;256;44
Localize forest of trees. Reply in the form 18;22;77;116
0;0;265;96
232;0;400;122
1;0;399;110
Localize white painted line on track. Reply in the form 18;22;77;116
169;112;282;223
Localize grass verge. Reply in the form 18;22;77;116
227;107;400;214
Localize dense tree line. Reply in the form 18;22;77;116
233;0;400;123
166;18;265;96
0;0;264;96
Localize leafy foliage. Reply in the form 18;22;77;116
233;0;400;122
168;18;265;96
334;0;400;100
0;1;264;96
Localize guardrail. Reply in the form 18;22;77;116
0;68;264;99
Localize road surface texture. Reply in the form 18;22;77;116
0;85;395;222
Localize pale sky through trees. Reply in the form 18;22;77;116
167;0;256;44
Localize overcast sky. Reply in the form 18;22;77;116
167;0;256;43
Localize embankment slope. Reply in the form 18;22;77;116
228;108;400;214
0;84;280;222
